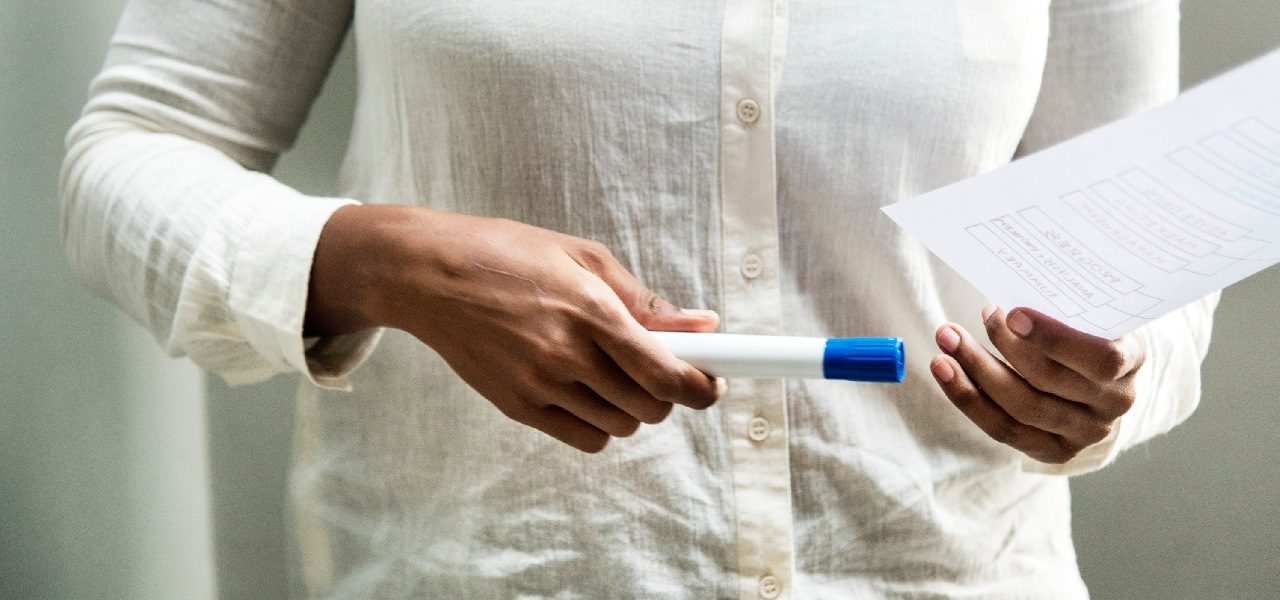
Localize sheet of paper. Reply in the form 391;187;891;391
883;48;1280;339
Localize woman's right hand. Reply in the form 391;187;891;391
305;204;725;452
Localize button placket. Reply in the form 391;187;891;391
719;0;794;597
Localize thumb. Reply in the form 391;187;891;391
645;301;720;333
601;271;718;332
569;239;719;332
618;283;719;333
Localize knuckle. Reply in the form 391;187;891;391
574;240;614;271
619;290;664;327
574;281;615;312
1093;389;1135;420
948;386;980;411
1112;390;1137;415
637;290;663;317
539;343;580;370
583;239;613;259
541;322;577;346
619;287;670;325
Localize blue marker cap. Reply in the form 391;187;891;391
822;337;905;383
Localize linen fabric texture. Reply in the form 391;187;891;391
61;0;1216;598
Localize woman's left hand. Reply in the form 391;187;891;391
930;305;1146;464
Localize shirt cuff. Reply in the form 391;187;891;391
227;195;382;390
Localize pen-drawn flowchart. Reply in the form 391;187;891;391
964;118;1280;332
884;47;1280;338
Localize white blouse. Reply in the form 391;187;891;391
62;0;1218;598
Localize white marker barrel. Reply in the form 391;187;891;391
652;332;904;382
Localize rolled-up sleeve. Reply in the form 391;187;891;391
1013;0;1219;475
60;0;380;389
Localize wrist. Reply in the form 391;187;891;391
305;203;412;336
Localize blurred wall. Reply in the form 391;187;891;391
1071;3;1280;598
0;1;1276;599
0;1;215;598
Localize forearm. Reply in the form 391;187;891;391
61;0;371;386
61;114;368;385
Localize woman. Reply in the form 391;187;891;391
62;0;1216;597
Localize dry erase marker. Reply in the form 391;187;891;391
652;332;904;383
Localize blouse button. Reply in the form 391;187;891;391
758;574;782;599
736;98;761;124
740;253;764;279
748;416;771;442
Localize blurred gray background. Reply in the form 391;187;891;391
2;1;1277;598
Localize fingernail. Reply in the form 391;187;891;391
714;377;728;397
931;357;955;383
681;308;719;319
981;303;997;322
937;326;961;353
1008;310;1033;337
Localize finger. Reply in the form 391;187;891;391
566;240;719;332
522;405;612;453
583;284;727;409
649;307;721;333
930;354;1077;464
936;324;1102;445
613;281;719;333
983;305;1133;420
981;304;1101;400
552;382;643;438
570;272;721;410
1005;307;1145;382
577;347;674;424
593;318;722;410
